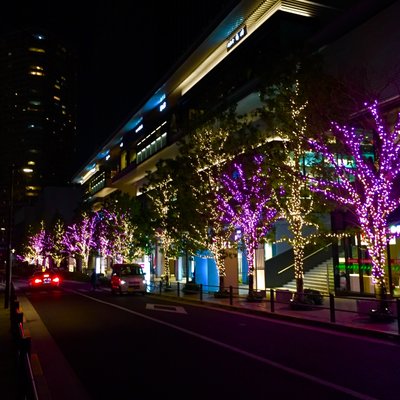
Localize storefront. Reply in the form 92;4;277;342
332;226;400;297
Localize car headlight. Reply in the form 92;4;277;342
120;280;126;285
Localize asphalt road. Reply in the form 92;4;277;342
20;280;400;399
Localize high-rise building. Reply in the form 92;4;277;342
0;27;78;190
0;26;78;261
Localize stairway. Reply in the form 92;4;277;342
281;258;334;295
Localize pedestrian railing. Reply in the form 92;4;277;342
147;280;400;337
9;283;39;400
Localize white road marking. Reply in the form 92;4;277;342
146;303;187;314
67;288;378;400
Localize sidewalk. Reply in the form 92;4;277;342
0;287;19;400
153;285;400;341
1;281;399;400
0;282;90;400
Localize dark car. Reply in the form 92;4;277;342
28;269;61;290
110;263;147;295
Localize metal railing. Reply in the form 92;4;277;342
147;280;400;337
10;284;39;400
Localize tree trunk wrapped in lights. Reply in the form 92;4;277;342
207;225;232;292
155;230;175;287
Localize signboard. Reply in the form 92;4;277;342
227;26;247;51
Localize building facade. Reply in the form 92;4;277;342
72;0;400;295
0;27;78;264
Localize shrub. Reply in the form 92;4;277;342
304;288;323;305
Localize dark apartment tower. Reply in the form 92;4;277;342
0;27;78;262
0;27;78;192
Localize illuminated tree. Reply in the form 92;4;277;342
95;208;138;264
112;213;138;263
144;168;180;287
48;219;66;268
252;76;342;303
308;100;400;306
104;193;155;262
181;120;236;292
127;196;157;264
216;154;277;297
62;212;96;272
21;221;49;267
257;78;339;300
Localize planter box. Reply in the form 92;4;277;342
275;289;292;304
357;299;397;318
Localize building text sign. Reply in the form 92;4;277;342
227;26;247;51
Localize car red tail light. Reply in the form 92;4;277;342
34;278;42;284
52;276;60;283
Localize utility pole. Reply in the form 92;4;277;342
4;165;15;309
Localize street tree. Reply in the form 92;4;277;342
143;161;181;287
308;100;400;313
256;78;339;301
104;192;156;262
62;212;96;272
47;219;66;268
21;221;50;268
216;154;277;298
178;117;239;292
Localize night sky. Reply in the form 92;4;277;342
1;0;238;171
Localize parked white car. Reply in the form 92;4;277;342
110;263;147;295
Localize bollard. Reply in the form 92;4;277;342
11;283;17;302
18;335;32;399
397;299;400;334
229;286;233;305
10;300;20;323
20;335;31;358
177;281;180;297
329;293;336;323
200;284;203;301
159;280;162;294
270;289;275;313
12;311;24;338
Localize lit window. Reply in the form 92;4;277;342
53;96;60;101
29;47;45;53
29;71;45;76
120;151;127;170
29;65;45;76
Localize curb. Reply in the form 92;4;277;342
147;292;400;343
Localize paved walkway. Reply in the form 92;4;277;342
1;281;399;400
0;288;19;400
153;284;400;340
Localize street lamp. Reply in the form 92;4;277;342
4;165;15;309
4;164;33;309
